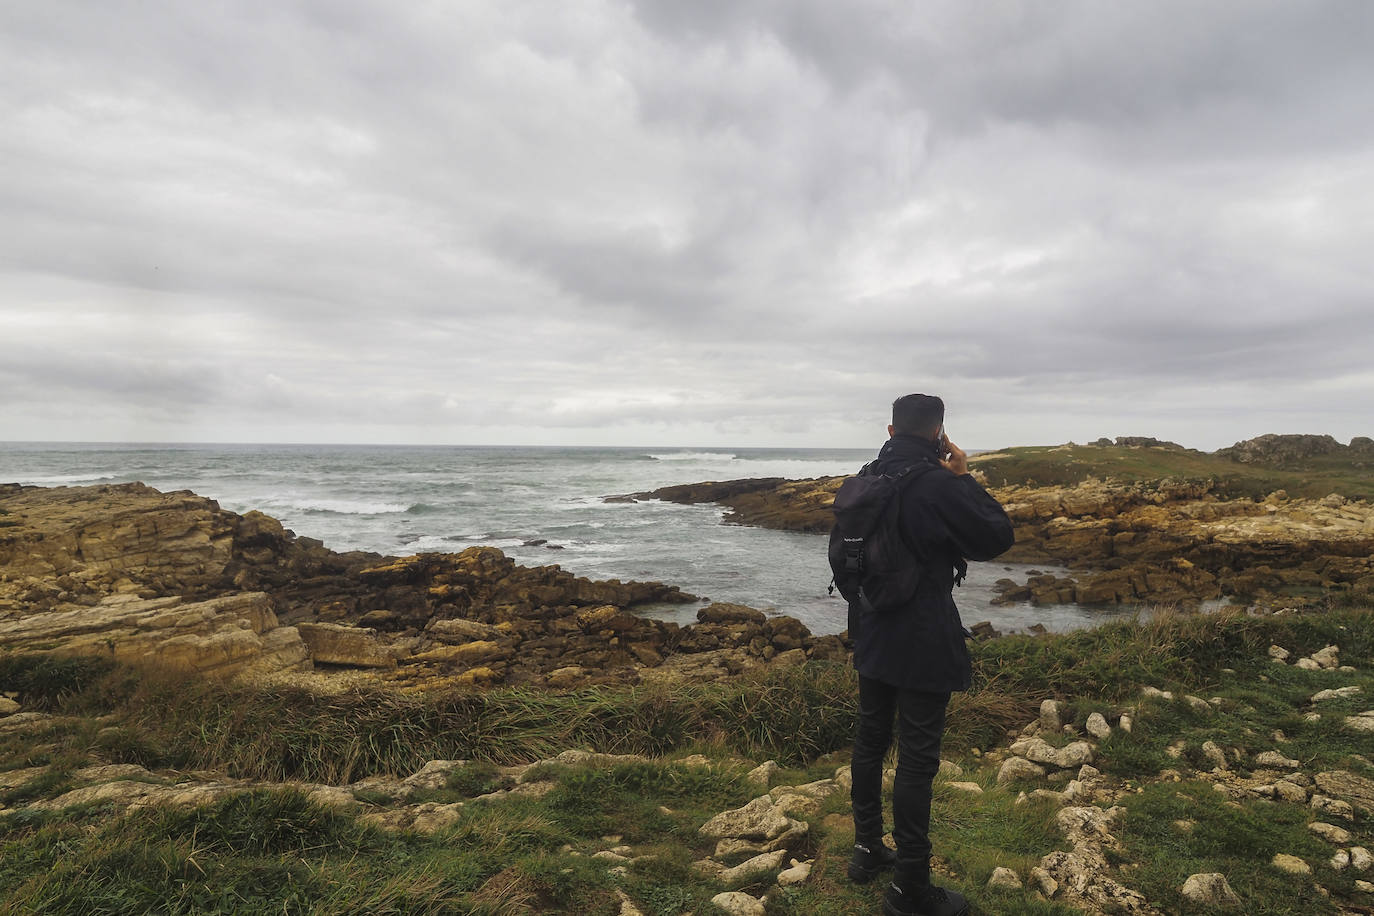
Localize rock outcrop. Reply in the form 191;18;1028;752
0;483;839;688
619;465;1374;607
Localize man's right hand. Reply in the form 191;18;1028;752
940;436;969;475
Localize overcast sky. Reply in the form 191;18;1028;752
2;1;1371;451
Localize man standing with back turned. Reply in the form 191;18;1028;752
845;394;1014;916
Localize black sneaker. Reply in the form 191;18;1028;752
882;880;969;916
846;841;897;883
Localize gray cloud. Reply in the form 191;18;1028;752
1;0;1371;450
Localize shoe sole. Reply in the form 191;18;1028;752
884;895;972;916
881;896;969;916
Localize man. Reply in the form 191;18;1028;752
845;393;1014;916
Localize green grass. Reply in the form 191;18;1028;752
972;443;1374;500
4;605;1374;913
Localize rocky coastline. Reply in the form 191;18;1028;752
616;435;1374;611
0;482;845;690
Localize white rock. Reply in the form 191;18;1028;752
1313;795;1356;820
1333;850;1352;870
1184;695;1213;713
938;759;964;778
719;850;787;884
710;891;765;916
1181;873;1241;908
1141;686;1174;700
1274;781;1308;804
744;761;779;787
1008;736;1093;769
1344;713;1374;733
1272;854;1312;875
776;859;812;887
0;698;20;717
1312;687;1361;702
1311;645;1341;669
1201;741;1228;771
1039;699;1062;733
1255;751;1301;769
1353;847;1374;872
1296;658;1322;670
987;866;1022;890
1357;879;1374;893
1268;645;1291;661
1118;713;1133;733
1085;712;1111;739
947;781;983;794
1310;822;1353;844
699;797;796;841
615;889;645;916
1030;865;1058;897
997;757;1047;784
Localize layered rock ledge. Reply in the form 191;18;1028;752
615;437;1374;608
0;483;844;688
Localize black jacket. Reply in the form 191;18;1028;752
848;434;1015;692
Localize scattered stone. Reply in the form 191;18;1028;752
947;782;983;794
1269;645;1291;662
1311;645;1341;669
1315;771;1374;815
1040;699;1062;733
776;859;811;887
1344;712;1374;733
615;889;645;916
745;761;779;787
1085;712;1111;739
1008;737;1094;769
1183;695;1212;713
1181;873;1241;908
938;759;964;778
1141;687;1175;701
1201;741;1228;771
1274;781;1308;804
1272;854;1312;875
0;698;19;716
1255;751;1301;770
1312;687;1361;702
1310;823;1353;844
1353;847;1374;872
1296;658;1321;671
1358;879;1374;894
1030;866;1058;898
1333;850;1352;870
1118;713;1132;733
1312;795;1356;820
699;797;796;841
998;757;1047;784
987;867;1022;890
709;891;765;916
718;850;787;884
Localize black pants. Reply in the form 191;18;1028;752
851;675;950;878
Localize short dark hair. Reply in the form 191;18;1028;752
892;393;944;437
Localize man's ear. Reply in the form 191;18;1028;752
887;424;895;438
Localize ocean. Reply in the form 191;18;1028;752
0;443;1129;636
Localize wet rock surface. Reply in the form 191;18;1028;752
0;483;838;688
620;453;1374;609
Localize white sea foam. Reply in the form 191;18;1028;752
14;473;118;485
287;498;413;515
645;451;738;461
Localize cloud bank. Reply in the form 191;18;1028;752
2;1;1371;449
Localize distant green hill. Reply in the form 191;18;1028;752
972;434;1374;500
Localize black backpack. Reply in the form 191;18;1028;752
827;461;936;614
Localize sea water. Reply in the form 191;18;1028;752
0;443;1135;636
